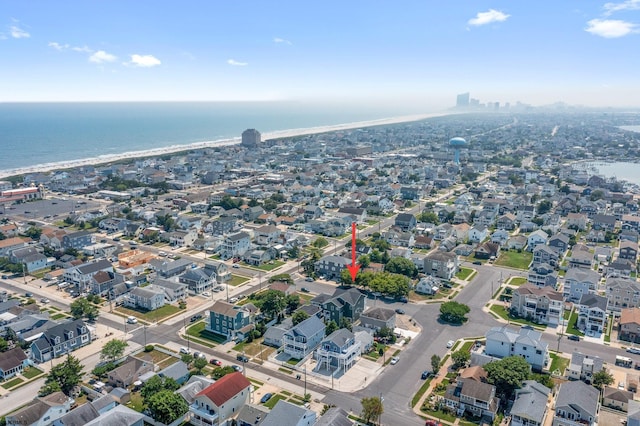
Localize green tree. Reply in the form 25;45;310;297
417;211;439;224
592;368;614;390
211;366;236;379
439;301;470;324
358;255;370;268
536;200;552;215
484;356;531;400
325;320;338;336
146;390;188;424
193;357;208;374
431;354;441;374
100;339;128;362
285;294;300;312
260;290;286;318
361;396;384;425
292;310;310;325
384;257;418;278
141;375;179;400
40;355;84;396
451;349;470;369
312;237;329;248
0;337;8;352
70;297;99;321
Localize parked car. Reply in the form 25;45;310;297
260;393;273;403
300;287;310;293
472;260;482;265
232;365;243;372
398;296;408;303
395;308;405;315
202;291;211;297
237;354;249;363
40;298;50;304
567;335;580;341
190;314;203;322
179;347;190;354
446;340;454;348
390;356;399;365
626;347;640;355
305;277;314;282
25;292;33;298
210;359;222;366
421;370;431;380
229;297;239;303
232;264;240;269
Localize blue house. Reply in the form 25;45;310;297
30;319;92;363
282;315;325;359
207;300;253;341
62;230;93;250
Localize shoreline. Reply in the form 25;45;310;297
0;111;452;179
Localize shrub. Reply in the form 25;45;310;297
144;345;154;352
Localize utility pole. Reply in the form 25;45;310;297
304;365;307;397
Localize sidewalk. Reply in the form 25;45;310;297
412;354;455;423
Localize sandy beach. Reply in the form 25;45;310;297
0;111;451;179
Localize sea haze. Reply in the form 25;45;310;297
0;101;425;172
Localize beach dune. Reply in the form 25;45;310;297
0;112;450;179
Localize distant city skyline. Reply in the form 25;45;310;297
1;1;640;108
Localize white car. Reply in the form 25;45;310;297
180;347;190;355
202;291;211;297
229;297;239;303
127;316;138;324
447;340;455;348
390;357;399;365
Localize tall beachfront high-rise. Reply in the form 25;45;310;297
241;129;261;147
456;93;470;108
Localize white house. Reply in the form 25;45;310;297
527;230;549;252
485;325;549;371
188;372;251;426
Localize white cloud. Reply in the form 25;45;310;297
604;0;640;15
129;54;161;67
227;59;248;66
9;24;30;38
89;50;118;63
274;37;292;45
72;45;92;53
48;41;69;51
467;9;510;26
585;18;638;37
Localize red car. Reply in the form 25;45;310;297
426;421;441;426
210;359;222;366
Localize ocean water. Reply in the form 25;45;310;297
0;102;426;173
588;161;640;186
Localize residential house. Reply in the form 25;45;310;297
394;213;417;231
154;278;188;302
567;244;594;269
592;214;616;231
312;287;366;324
5;392;71;426
259;400;317;426
443;378;499;421
90;270;125;296
619;308;640;343
209;216;237;236
577;293;608;334
262;318;293;348
563;268;601;303
603;387;634;412
527;230;548;252
221;232;251;260
179;267;217;294
566;213;588;231
314;255;350;281
54;401;100;426
30;319;92;363
124;286;166;311
507;235;528;251
566;351;604;384
9;247;48;273
532;245;559;268
282;315;325;359
490;229;510;245
61;230;93;250
149;257;193;278
189;372;251;426
510;284;563;326
315;329;362;374
0;347;29;380
619;241;639;262
474;242;500;260
485;325;549;371
314;407;351;426
497;213;517;230
168;229;198;247
553;381;599;426
415;275;441;295
510;380;551;426
605;258;635;278
207;300;253;341
359;307;397;331
107;356;154;388
204;261;231;283
63;259;114;292
254;225;281;246
424;251;459;280
468;225;489;243
548;234;570;255
527;263;559;289
0;237;29;257
629;400;640;426
606;278;640;312
336;207;367;224
158;360;190;385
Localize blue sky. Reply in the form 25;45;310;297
1;0;639;108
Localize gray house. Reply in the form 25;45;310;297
359;307;396;331
30;319;92;363
511;380;551;426
282;315;325;359
553;381;600;426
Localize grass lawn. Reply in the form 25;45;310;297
566;311;584;337
127;391;145;412
229;275;250;286
411;377;433;407
509;277;527;286
286;358;300;366
549;353;570;375
420;407;458;423
458;340;473;353
1;377;24;389
278;367;293;374
456;267;474;280
254;261;285;271
494;250;533;270
51;313;68;320
264;394;287;409
116;304;182;323
21;366;43;379
186;322;227;344
409;289;452;302
297;293;313;302
490;304;546;330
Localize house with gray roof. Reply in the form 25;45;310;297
30;319;91;363
124;285;165;311
603;386;634;412
54;400;100;426
509;380;550;426
5;391;72;426
314;255;350;281
158;359;190;385
153;278;187;302
563;268;601;303
553;381;599;426
443;378;499;421
179;267;216;293
627;400;640;426
566;351;604;384
84;404;145;426
149;257;193;278
107;356;154;388
263;318;293;348
282;315;325;359
315;406;352;426
424;251;459;280
63;259;113;292
177;375;216;406
359;307;396;331
312;287;365;324
485;325;549;371
577;293;608;334
207;300;253;341
236;403;270;426
315;328;361;374
260;399;316;426
0;347;29;380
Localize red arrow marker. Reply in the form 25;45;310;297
346;222;360;282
